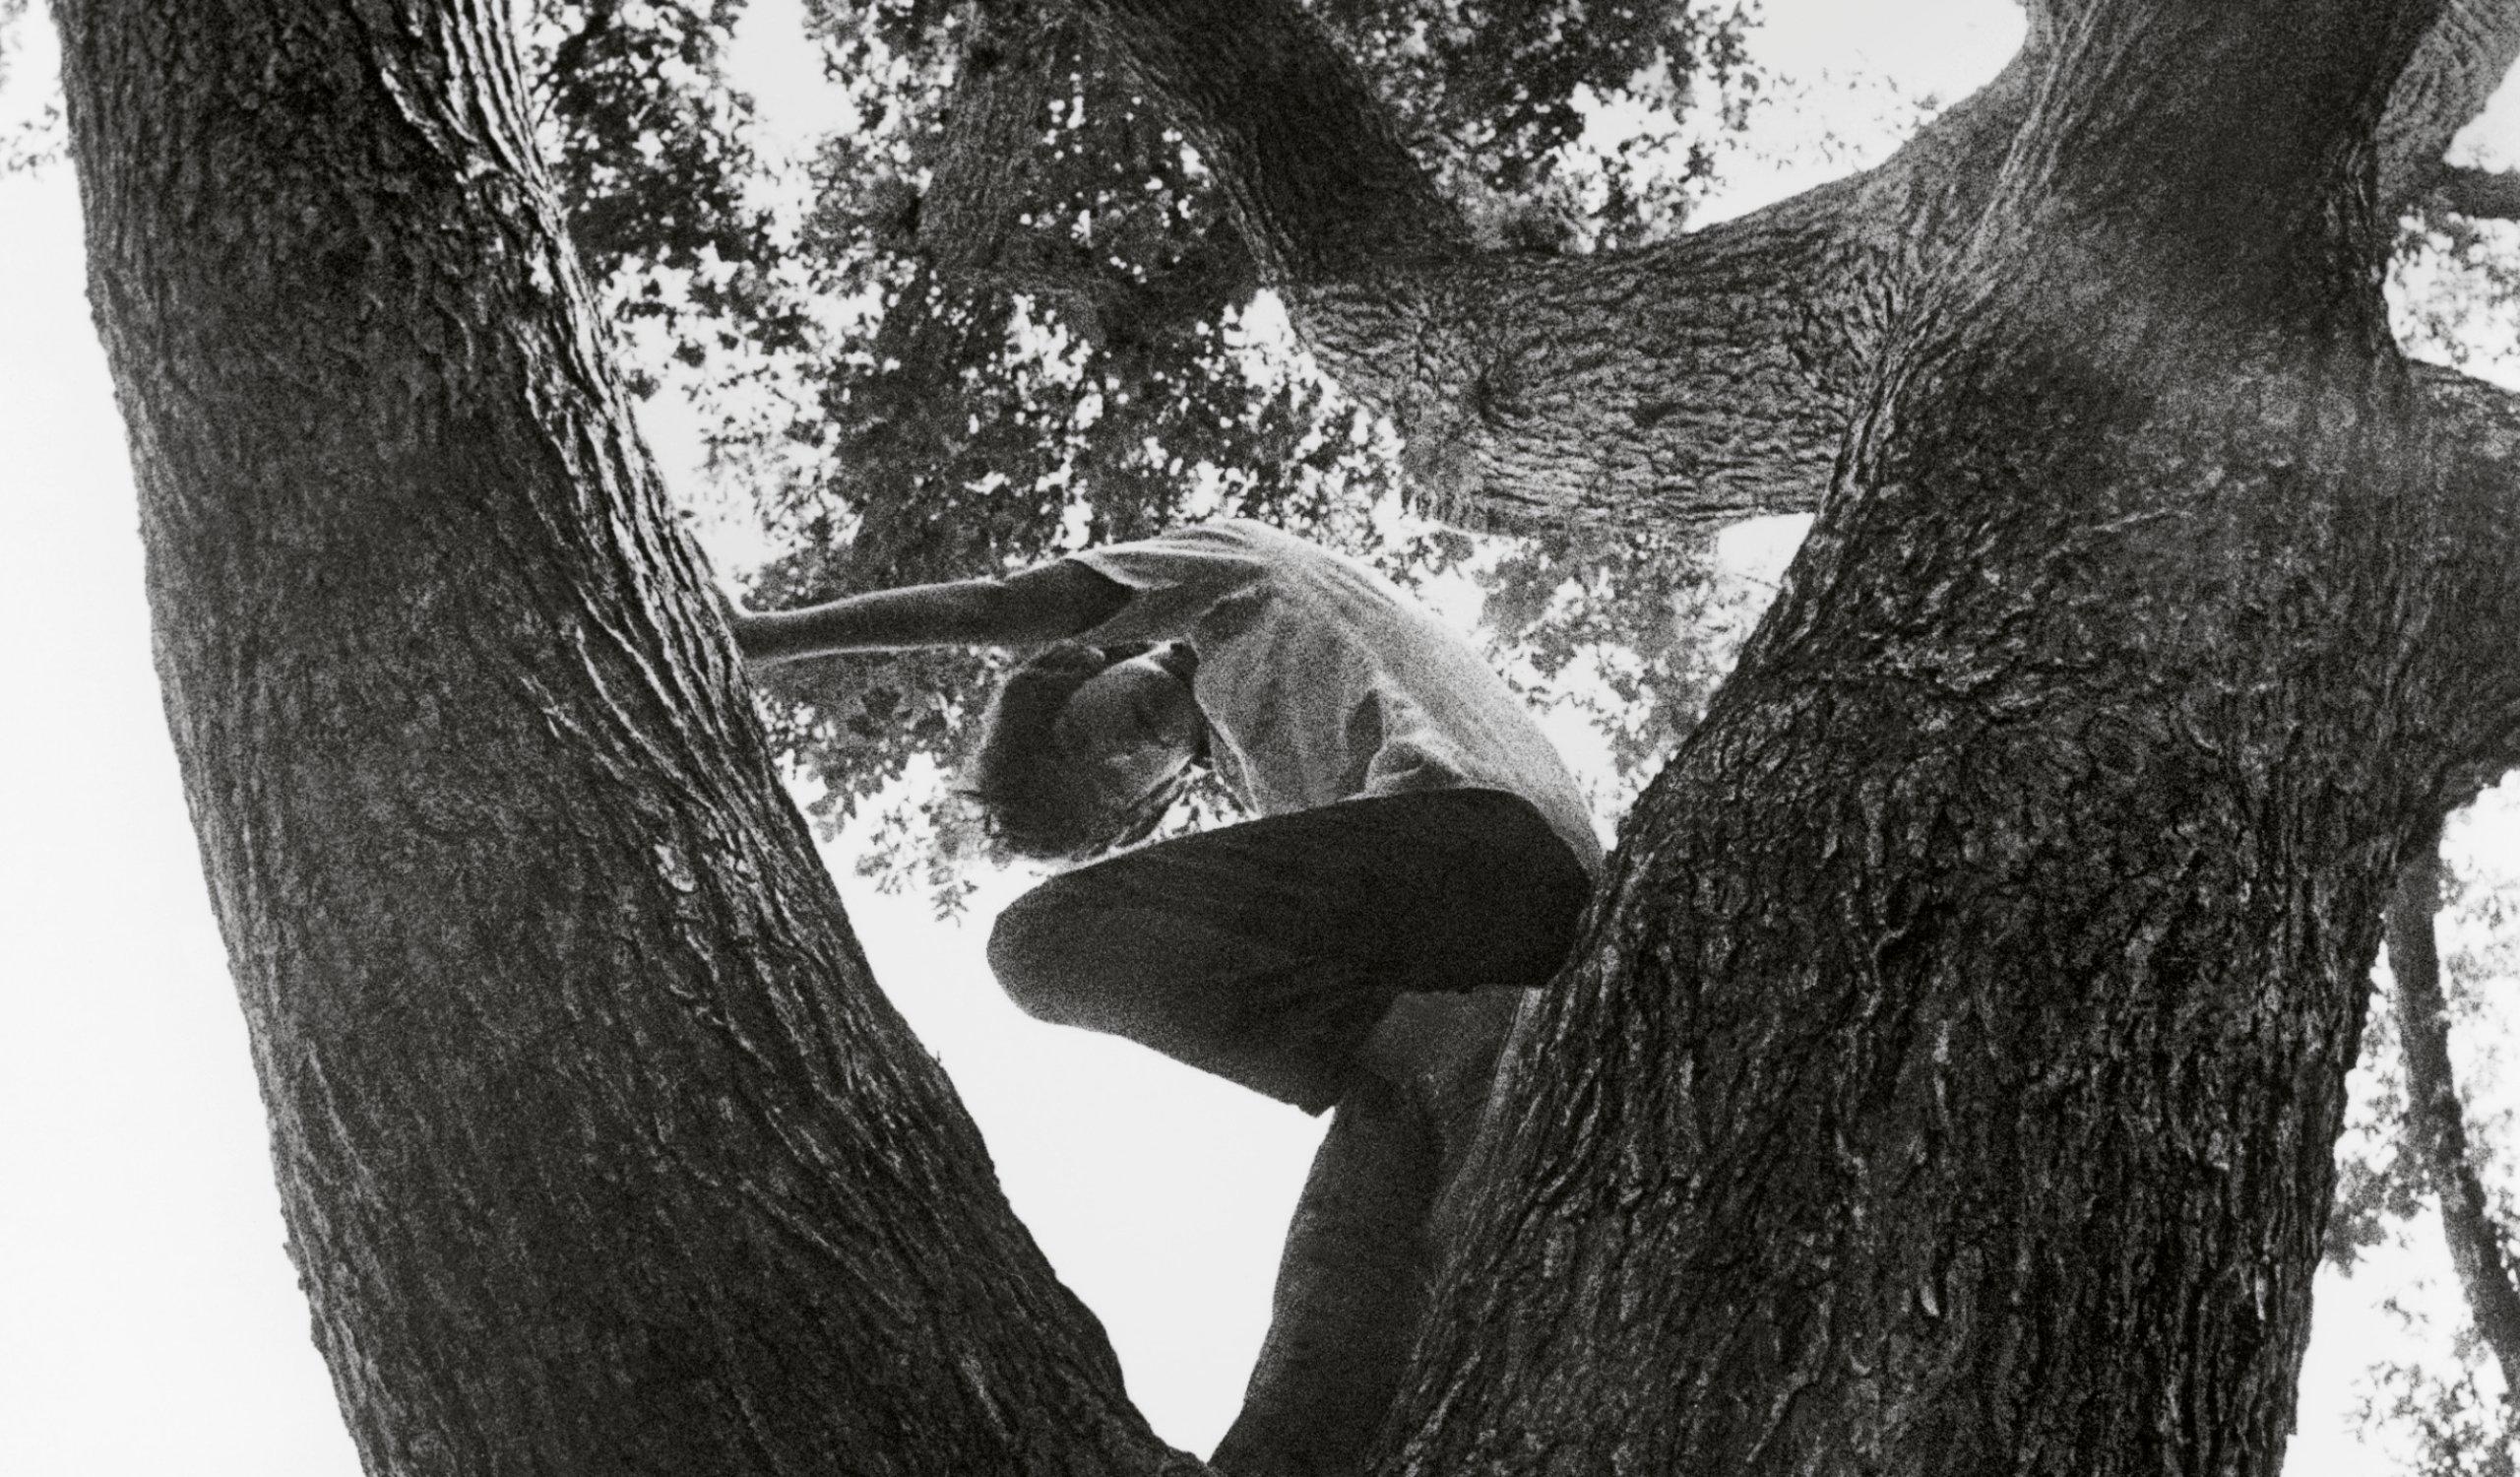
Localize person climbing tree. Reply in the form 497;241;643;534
727;517;1599;1473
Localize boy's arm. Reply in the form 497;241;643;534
726;560;1130;667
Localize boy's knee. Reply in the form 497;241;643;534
986;888;1087;1025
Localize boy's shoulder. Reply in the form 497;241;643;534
1164;517;1293;550
1188;519;1354;571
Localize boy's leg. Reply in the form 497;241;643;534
1209;1071;1439;1477
984;787;1590;1112
985;790;1590;1477
1211;985;1528;1477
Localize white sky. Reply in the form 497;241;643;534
3;3;2515;1473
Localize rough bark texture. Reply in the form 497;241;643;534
2432;164;2520;221
1287;75;2033;531
1376;3;2475;1470
2424;364;2520;795
54;3;1194;1472
2378;0;2520;216
2386;832;2520;1405
1055;0;2520;540
1063;0;1472;280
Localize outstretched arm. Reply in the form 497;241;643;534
727;560;1129;667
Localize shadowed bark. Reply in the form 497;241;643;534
1059;0;1474;279
54;2;1199;1471
2378;0;2520;217
1042;0;2520;535
2423;365;2520;793
1384;1;2474;1469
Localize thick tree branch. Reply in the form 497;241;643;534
920;19;1258;352
1349;0;2499;530
1039;0;2513;535
1293;61;2042;531
2431;164;2520;222
1308;0;2437;531
2379;0;2520;216
2387;831;2520;1406
916;10;1067;279
1051;0;1471;278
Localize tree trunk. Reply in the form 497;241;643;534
1380;3;2471;1471
53;2;1192;1471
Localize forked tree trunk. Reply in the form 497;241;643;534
1382;4;2469;1471
54;3;1190;1472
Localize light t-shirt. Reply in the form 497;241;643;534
1068;520;1604;874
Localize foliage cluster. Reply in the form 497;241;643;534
519;0;1764;908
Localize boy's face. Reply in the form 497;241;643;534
1051;652;1204;810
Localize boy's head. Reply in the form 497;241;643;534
964;641;1204;863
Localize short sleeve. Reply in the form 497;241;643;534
1064;523;1272;646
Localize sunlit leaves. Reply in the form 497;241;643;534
527;1;815;394
0;0;64;175
2392;211;2520;382
2356;1355;2520;1477
522;0;1757;888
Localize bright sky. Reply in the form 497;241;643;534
2;4;2515;1474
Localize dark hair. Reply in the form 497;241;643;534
962;641;1199;863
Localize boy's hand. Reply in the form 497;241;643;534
708;581;781;669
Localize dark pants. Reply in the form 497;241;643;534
986;788;1593;1477
985;788;1593;1114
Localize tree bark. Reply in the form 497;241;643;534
54;2;1193;1471
2423;364;2520;793
2378;0;2520;217
1380;1;2478;1470
1060;0;1471;280
1049;0;2520;535
2431;165;2520;221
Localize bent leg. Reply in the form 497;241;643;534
986;791;1593;1475
988;897;1391;1112
985;788;1590;1113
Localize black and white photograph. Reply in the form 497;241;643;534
4;0;2519;1472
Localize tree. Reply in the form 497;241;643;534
44;2;2520;1476
52;4;1173;1470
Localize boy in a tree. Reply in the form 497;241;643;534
728;518;1598;1475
